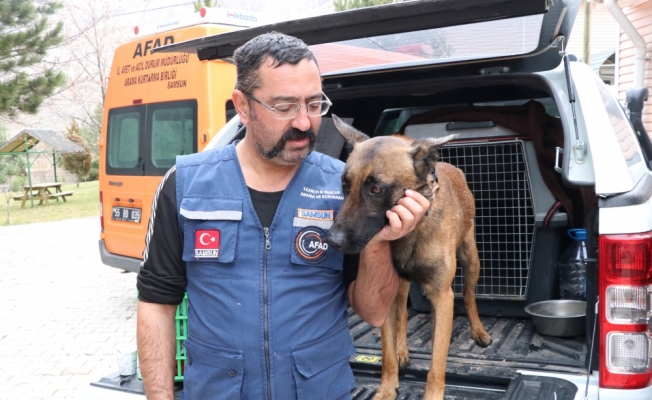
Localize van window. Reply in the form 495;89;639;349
108;109;140;168
226;100;237;122
106;100;198;176
151;104;195;169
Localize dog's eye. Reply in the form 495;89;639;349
370;185;383;195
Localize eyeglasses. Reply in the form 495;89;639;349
243;91;332;120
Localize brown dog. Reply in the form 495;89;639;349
326;115;492;400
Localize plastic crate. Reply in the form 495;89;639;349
174;293;188;382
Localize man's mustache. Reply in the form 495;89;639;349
262;127;316;159
283;127;315;141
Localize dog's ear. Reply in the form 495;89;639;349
332;114;369;147
411;134;458;178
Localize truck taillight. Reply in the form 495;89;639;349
100;191;104;231
607;332;651;373
606;285;649;323
599;233;652;389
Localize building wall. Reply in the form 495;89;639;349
617;0;652;133
567;1;620;60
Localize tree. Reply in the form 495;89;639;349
193;0;220;12
0;0;66;117
0;122;27;189
46;1;133;138
62;119;91;187
333;0;397;11
0;156;24;186
79;103;102;159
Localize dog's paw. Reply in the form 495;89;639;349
373;385;399;400
396;346;410;368
473;331;493;348
397;353;411;368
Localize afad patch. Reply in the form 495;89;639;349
195;229;220;258
295;226;329;263
298;208;333;221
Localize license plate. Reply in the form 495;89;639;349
111;206;142;223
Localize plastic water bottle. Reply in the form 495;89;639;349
559;229;588;300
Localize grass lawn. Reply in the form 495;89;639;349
0;181;99;226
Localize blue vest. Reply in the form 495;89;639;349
175;143;356;400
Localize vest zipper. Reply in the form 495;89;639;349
263;227;272;400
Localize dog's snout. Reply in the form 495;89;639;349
326;227;346;251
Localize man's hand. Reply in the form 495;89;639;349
370;189;430;244
350;190;430;327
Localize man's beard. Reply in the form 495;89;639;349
259;126;316;161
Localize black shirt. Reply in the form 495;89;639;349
137;168;359;305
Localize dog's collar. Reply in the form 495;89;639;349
429;180;439;194
425;176;439;217
428;167;439;199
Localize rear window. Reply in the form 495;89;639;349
108;109;141;169
311;14;544;75
106;100;197;176
151;104;195;169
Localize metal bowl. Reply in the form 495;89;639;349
524;300;586;337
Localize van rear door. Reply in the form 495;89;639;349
103;100;197;263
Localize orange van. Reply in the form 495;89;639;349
98;8;260;272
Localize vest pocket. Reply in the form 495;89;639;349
291;217;343;270
291;326;356;400
180;197;242;264
182;337;244;400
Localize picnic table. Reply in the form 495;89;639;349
12;182;74;208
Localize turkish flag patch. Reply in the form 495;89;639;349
194;229;220;258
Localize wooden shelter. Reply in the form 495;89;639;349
0;129;85;208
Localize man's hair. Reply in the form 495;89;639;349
233;32;319;93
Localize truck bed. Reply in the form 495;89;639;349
349;309;587;400
92;308;585;399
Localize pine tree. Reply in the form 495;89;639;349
0;0;66;117
62;119;92;187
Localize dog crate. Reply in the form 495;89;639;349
440;140;535;300
404;123;568;316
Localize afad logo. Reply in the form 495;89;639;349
295;227;329;263
226;10;257;23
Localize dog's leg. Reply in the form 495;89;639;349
423;280;455;400
395;278;411;368
374;297;400;400
457;223;493;347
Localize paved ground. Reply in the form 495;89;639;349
0;217;139;399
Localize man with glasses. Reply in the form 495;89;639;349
136;32;429;399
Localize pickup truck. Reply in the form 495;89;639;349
91;1;652;398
